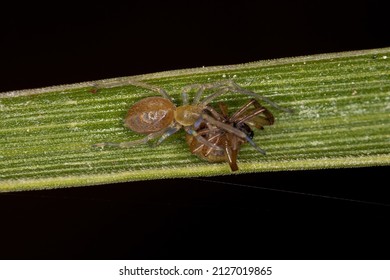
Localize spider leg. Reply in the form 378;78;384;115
204;134;222;156
182;83;207;104
218;103;229;118
185;126;224;151
201;114;248;139
181;91;189;105
92;124;179;149
232;99;274;127
93;139;149;148
193;132;222;154
224;135;239;171
245;136;266;155
93;130;167;148
237;108;272;125
153;123;182;146
183;82;230;105
92;79;174;102
193;107;222;130
194;80;292;113
225;80;292;113
200;88;229;106
201;114;267;155
229;98;259;121
204;105;224;121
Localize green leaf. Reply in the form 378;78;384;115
1;48;389;192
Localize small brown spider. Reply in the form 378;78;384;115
93;80;288;154
186;99;274;171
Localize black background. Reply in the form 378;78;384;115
0;1;389;259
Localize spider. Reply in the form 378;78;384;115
186;99;274;171
93;80;289;154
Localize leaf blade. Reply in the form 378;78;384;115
1;48;389;192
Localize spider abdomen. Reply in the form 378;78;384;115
124;97;175;134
